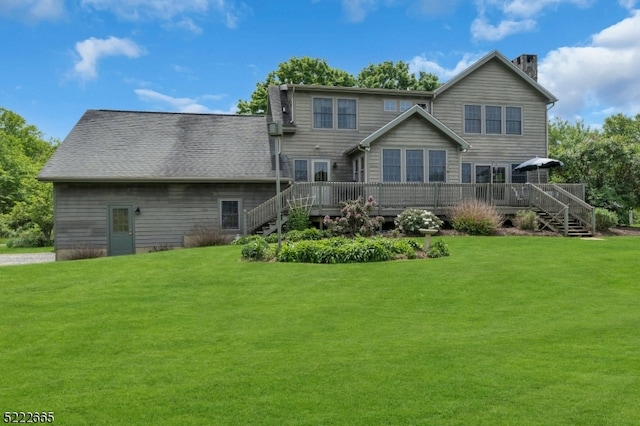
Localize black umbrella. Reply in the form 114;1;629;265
512;157;563;183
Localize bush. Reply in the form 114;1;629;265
513;210;538;231
5;226;52;248
65;245;104;261
285;207;311;232
394;209;443;235
276;236;417;264
595;207;618;231
185;223;233;247
427;239;450;258
323;196;384;237
450;200;504;236
241;238;272;261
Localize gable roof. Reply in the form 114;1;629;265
38;110;277;183
434;50;558;104
348;105;471;154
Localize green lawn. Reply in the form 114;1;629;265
1;237;639;425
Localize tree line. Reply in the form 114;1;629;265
0;108;57;246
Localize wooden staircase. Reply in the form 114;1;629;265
536;210;592;237
255;215;288;236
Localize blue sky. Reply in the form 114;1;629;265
2;0;639;141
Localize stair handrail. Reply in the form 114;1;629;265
529;184;569;236
244;185;295;235
550;184;595;234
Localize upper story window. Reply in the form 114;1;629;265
506;107;522;135
313;97;357;130
400;101;413;112
384;100;397;112
338;99;357;129
464;105;482;133
464;104;522;135
313;98;333;129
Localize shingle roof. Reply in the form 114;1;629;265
38;110;278;182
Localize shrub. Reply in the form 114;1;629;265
276;236;418;264
185;223;233;247
5;226;52;248
595;207;618;231
427;239;450;258
65;245;104;261
232;235;264;245
241;238;272;261
394;209;443;235
513;210;538;231
285;206;311;232
450;200;504;236
323;196;384;237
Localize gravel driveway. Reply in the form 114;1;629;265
0;253;56;266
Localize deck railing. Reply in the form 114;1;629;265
244;181;589;235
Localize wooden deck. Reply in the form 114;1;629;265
244;182;594;236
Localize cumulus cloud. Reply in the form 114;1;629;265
408;52;486;80
471;0;594;41
72;36;146;81
0;0;65;22
134;89;229;113
539;10;640;122
80;0;248;29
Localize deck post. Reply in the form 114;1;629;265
242;209;247;236
563;208;569;236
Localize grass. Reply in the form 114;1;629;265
1;237;639;425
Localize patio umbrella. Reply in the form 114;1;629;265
512;157;564;183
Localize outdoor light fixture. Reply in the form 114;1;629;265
135;207;141;215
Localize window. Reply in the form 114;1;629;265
338;99;357;129
485;106;502;134
400;101;413;112
406;150;424;182
428;150;446;182
511;163;527;183
353;157;365;182
461;163;472;183
313;98;333;128
384;100;397;112
313;160;330;182
506;107;522;135
464;105;481;133
382;149;401;182
220;200;240;230
294;159;309;182
464;104;522;135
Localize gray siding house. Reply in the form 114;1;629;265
39;50;593;259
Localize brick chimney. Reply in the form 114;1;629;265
512;54;537;81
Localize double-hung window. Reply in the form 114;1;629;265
485;106;502;134
464;105;482;133
294;159;309;182
428;150;446;182
382;149;401;182
338;99;357;129
313;97;357;129
220;200;240;230
313;98;333;129
506;107;522;135
406;150;424;182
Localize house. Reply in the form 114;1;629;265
38;50;594;259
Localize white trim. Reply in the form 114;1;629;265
219;199;242;230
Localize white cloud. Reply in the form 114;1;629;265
134;89;228;113
409;52;485;80
72;36;146;81
618;0;637;10
471;0;594;41
80;0;247;29
0;0;65;21
539;10;640;123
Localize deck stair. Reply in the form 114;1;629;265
255;215;288;236
536;210;592;237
